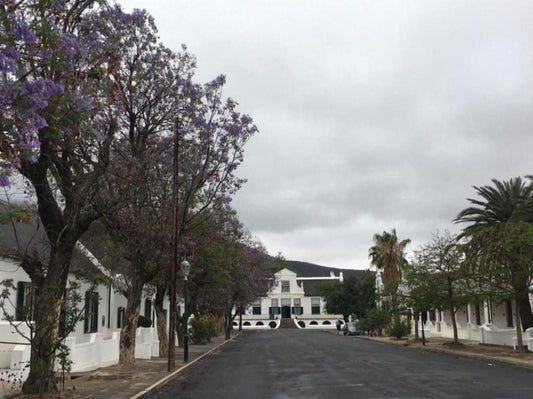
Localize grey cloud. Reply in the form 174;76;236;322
122;0;533;268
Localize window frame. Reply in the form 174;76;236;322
252;300;261;315
84;291;99;334
311;297;320;315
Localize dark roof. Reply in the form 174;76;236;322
285;260;365;280
0;214;102;275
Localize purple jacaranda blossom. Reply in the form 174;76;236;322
0;47;20;72
0;174;11;187
9;14;37;43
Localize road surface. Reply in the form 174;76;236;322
148;329;533;398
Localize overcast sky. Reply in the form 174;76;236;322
120;0;533;270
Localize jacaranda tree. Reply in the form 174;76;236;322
0;0;122;393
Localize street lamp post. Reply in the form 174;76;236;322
180;259;191;363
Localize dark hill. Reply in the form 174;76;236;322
285;260;367;280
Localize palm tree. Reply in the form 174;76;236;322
369;229;410;322
455;177;533;342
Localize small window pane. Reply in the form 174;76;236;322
253;300;261;315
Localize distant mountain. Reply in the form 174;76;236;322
284;260;367;279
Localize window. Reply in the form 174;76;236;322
292;298;302;316
505;300;513;327
252;300;261;315
84;291;99;333
144;298;152;319
16;281;34;321
311;298;320;315
117;307;125;329
475;303;481;325
269;299;280;318
281;280;290;293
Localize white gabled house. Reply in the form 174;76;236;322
237;261;364;330
0;219;171;374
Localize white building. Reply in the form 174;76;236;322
237;261;364;330
374;270;533;349
416;299;533;349
0;219;168;374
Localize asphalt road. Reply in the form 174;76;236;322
147;329;533;399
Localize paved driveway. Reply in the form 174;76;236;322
148;329;533;399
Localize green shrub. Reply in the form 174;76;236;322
189;318;211;345
201;314;218;338
388;319;411;339
137;315;152;328
357;308;391;335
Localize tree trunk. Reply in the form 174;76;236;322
518;290;533;331
450;308;459;344
119;278;144;366
22;247;72;394
154;283;168;357
390;291;400;324
515;298;524;352
413;311;419;340
224;309;232;340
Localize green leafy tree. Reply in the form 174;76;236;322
402;262;441;340
407;231;471;344
321;272;376;320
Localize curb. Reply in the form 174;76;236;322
356;336;533;370
130;332;242;399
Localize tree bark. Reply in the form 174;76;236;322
518;290;533;331
413;311;419;340
119;277;144;366
224;309;232;340
22;247;73;394
450;308;459;344
515;298;524;352
154;283;168;357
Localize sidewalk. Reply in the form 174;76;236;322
356;334;533;369
3;334;236;399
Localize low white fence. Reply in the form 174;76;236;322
0;322;161;373
512;327;533;350
480;324;516;347
232;319;280;329
294;318;340;329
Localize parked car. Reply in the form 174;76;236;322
343;321;359;336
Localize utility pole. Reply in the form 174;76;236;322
168;119;180;371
